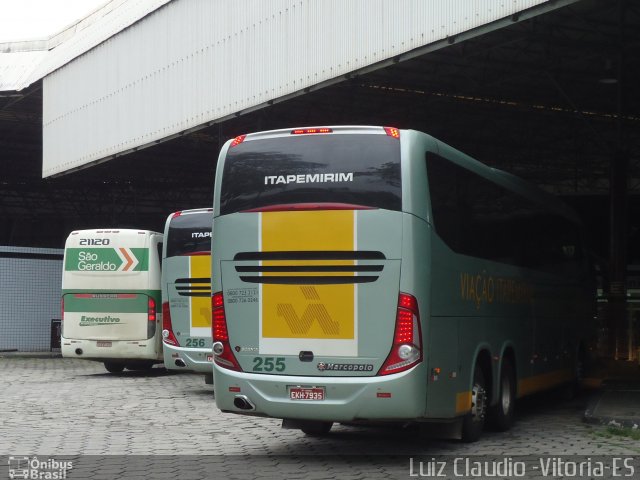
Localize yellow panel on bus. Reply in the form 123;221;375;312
260;210;357;355
190;254;212;329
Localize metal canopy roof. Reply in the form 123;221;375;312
1;0;639;256
0;0;170;92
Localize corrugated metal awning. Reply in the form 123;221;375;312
0;0;171;92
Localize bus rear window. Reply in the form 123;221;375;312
166;212;213;258
220;134;401;215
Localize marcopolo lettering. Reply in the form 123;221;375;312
317;362;374;372
264;172;354;185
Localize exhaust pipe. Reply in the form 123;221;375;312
174;359;187;367
233;395;256;411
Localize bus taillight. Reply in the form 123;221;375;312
384;126;400;139
162;301;179;346
212;292;242;371
291;128;333;135
230;135;246;148
378;293;422;375
148;297;156;322
147;297;157;339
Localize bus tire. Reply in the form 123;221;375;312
461;365;487;443
488;359;516;432
300;421;333;436
126;361;155;371
104;362;125;373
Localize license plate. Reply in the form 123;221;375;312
96;341;112;347
288;386;325;401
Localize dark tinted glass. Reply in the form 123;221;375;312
220;134;401;214
166;212;213;258
426;153;581;273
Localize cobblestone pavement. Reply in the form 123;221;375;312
1;358;638;479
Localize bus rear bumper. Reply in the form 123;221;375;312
213;366;427;422
162;343;213;373
61;337;160;361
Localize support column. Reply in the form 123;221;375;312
607;149;628;359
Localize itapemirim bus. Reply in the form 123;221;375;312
211;126;595;441
161;208;214;382
61;229;163;373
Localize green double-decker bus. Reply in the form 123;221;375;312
211;126;595;441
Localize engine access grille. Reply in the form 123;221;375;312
233;251;385;285
174;277;211;297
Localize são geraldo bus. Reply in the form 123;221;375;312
210;126;595;441
161;208;214;382
61;229;163;373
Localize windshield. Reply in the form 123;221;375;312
220;134;401;214
166;212;213;257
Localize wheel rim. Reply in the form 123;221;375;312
471;382;487;422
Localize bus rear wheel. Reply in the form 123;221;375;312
126;361;155;371
488;359;516;431
461;365;487;443
300;421;333;436
104;362;125;373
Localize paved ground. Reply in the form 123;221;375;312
1;358;638;479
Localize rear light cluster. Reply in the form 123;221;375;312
212;292;242;371
378;293;422;375
230;135;246;147
147;296;157;340
148;297;156;322
162;301;180;346
384;126;400;139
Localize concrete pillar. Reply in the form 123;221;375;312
608;149;628;359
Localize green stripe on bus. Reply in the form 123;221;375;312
64;248;149;272
62;290;161;313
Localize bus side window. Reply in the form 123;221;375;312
426;152;582;273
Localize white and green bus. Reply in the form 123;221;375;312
211;126;595;441
61;229;164;373
161;208;214;382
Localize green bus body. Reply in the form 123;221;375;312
211;126;595;439
161;209;214;375
61;229;164;372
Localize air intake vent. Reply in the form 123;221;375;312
234;251;385;285
233;251;385;261
175;277;211;297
